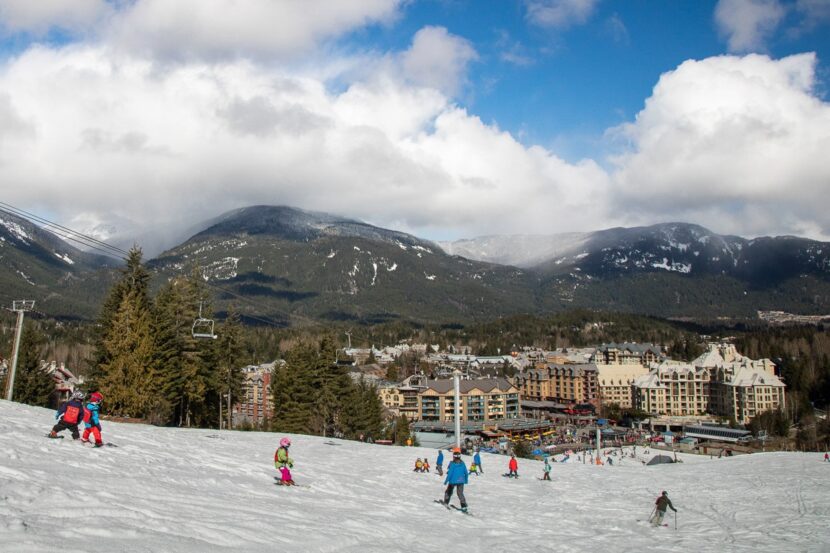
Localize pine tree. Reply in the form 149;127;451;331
97;291;156;418
271;342;316;433
12;324;54;407
212;306;247;429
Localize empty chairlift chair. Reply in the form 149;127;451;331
192;303;217;340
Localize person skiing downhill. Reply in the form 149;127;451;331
542;456;551;480
414;458;424;472
507;454;519;478
824;452;829;462
81;392;104;447
442;447;469;512
275;437;295;485
50;390;85;440
436;449;445;476
649;491;677;526
473;449;483;474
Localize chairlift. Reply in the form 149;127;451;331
192;302;217;340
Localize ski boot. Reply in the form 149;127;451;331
48;431;58;439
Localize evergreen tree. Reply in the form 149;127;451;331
89;247;151;389
213;307;247;429
271;342;316;434
97;291;156;418
12;324;54;407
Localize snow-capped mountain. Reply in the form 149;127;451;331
1;400;828;552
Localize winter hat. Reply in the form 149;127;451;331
90;392;103;404
662;491;668;496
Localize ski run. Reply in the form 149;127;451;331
1;400;828;553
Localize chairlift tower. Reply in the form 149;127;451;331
5;300;35;401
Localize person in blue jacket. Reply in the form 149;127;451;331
442;447;469;512
473;449;483;474
436;449;445;476
82;392;104;447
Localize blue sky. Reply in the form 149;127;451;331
0;0;829;253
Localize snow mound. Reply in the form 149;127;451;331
1;400;828;552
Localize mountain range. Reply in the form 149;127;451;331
2;205;829;324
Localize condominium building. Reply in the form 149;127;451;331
518;363;598;405
418;378;520;423
592;343;663;366
596;364;650;409
232;362;277;426
632;344;785;423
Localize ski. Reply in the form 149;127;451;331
433;499;450;509
46;434;64;439
450;505;472;516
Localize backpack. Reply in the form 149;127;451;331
63;402;82;424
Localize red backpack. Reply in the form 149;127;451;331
63;404;81;424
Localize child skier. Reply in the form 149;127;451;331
275;437;295;485
414;458;424;472
473;449;483;474
507;454;519;478
436;449;445;476
542;456;551;480
442;448;469;512
81;392;104;447
423;458;430;473
50;390;85;440
649;491;677;526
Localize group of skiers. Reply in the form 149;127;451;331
48;390;105;447
413;458;431;472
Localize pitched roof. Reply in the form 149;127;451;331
424;378;516;394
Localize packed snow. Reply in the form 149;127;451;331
1;400;829;553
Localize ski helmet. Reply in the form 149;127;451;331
662;491;668;496
90;392;103;404
280;437;291;448
70;390;85;401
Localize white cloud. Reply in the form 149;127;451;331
107;0;403;61
526;0;599;28
611;53;830;239
399;26;478;97
714;0;786;53
0;0;111;35
0;42;610;255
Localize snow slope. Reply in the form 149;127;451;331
1;400;828;553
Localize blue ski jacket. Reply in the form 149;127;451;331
444;460;469;485
83;402;101;429
473;452;481;467
437;450;444;466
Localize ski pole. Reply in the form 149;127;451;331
674;511;677;530
648;506;656;523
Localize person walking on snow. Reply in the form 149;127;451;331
473;449;483;474
81;392;104;447
507;454;519;478
825;452;829;462
275;437;295;485
542;456;552;480
50;390;85;440
442;448;469;512
414;458;424;472
423;458;430;473
436;449;445;476
649;491;677;526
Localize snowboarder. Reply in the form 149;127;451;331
81;392;104;447
50;390;85;440
542;456;551;480
414;458;424;472
275;437;295;485
436;449;444;476
649;491;677;527
473;449;483;474
442;448;468;513
507;454;519;478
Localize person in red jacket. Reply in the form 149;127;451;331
507;454;519;478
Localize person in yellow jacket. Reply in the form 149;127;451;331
275;437;295;486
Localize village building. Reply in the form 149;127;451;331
596;364;649;409
379;374;428;420
417;377;520;423
632;344;785;424
232;362;278;427
591;343;663;366
516;363;598;406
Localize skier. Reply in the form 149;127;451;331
542;456;551;480
473;449;483;474
649;491;677;527
507;454;519;478
442;447;468;513
50;390;85;440
275;437;295;485
436;449;445;476
423;458;431;473
414;458;424;472
824;452;829;462
81;392;104;447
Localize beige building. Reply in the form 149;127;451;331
233;362;277;426
379;375;427;420
597;364;649;409
633;344;785;424
418;378;520;423
593;343;663;366
519;364;598;405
